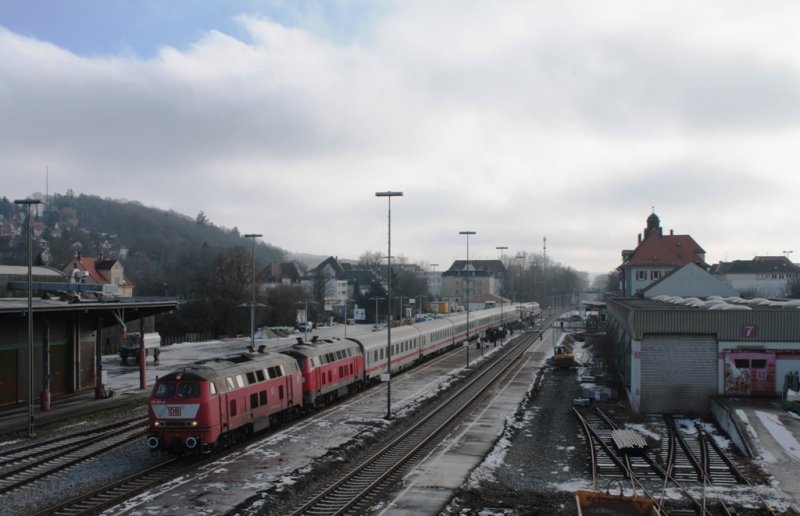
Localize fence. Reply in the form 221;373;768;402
161;333;215;347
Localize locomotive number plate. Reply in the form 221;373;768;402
168;406;182;417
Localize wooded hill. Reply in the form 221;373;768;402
3;192;286;299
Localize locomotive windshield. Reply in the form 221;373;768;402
153;381;176;398
177;382;200;398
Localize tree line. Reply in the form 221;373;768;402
2;192;593;339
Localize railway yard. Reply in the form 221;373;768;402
0;318;798;515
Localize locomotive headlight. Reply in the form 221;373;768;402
192;420;198;427
153;421;161;428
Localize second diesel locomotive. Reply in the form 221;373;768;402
147;303;538;454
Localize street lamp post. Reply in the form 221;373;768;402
430;263;439;305
15;198;41;438
459;231;476;360
244;233;262;351
297;300;317;342
369;297;384;328
343;299;351;339
376;191;403;420
496;246;508;338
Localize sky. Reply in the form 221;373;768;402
3;1;800;275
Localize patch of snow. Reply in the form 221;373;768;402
755;411;800;461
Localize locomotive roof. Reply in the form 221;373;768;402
158;352;296;382
284;337;360;357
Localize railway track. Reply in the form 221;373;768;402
284;330;543;516
0;417;148;495
574;406;779;515
35;458;183;516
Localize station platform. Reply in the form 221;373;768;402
721;397;800;512
0;390;148;436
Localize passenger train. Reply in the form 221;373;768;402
146;302;539;454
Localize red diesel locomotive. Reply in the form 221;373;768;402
282;338;365;407
147;303;539;454
147;352;302;454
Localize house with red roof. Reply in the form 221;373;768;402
618;212;708;297
63;252;134;297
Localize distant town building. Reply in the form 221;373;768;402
262;261;305;289
62;252;134;296
618;212;708;297
441;259;506;308
641;263;739;299
303;256;349;307
710;256;800;298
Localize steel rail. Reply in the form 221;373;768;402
0;426;146;494
0;416;147;467
288;331;542;515
35;458;182;516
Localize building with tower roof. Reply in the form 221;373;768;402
618;212;708;297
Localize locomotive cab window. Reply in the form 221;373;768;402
226;377;235;390
154;382;176;398
257;370;266;382
209;382;217;395
178;382;200;398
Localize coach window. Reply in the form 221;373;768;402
247;372;257;384
250;393;259;408
226;377;235;390
268;367;277;379
278;365;285;377
260;390;267;405
256;370;266;382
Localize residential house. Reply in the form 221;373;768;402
618;212;708;297
262;261;305;290
303;256;349;308
641;262;739;299
62;252;134;297
710;256;800;298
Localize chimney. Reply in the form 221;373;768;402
670;229;674;236
638;233;642;244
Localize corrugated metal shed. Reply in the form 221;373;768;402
608;298;800;342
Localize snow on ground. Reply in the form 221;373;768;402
755;410;800;462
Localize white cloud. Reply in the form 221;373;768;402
2;2;800;273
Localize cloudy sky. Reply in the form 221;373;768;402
3;1;800;274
